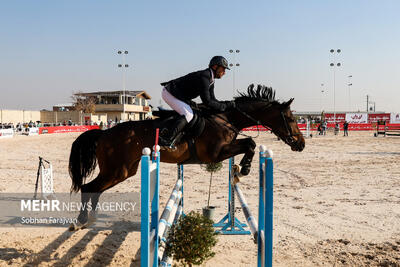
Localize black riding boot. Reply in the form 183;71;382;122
159;115;188;147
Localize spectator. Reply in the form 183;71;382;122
322;121;327;135
334;123;340;135
317;123;322;135
343;121;349;136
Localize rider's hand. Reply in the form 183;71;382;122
189;101;199;109
226;101;236;109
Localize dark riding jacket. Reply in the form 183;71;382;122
161;68;229;111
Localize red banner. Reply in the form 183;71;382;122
39;125;100;134
242;123;400;132
241;126;270;132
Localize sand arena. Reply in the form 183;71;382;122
0;131;399;266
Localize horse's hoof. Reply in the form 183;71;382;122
240;165;250;176
232;164;243;177
69;222;85;231
68;220;91;231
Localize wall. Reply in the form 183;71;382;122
0;110;41;124
40;110;82;124
1;109;147;124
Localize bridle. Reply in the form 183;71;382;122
279;110;302;147
233;106;301;147
210;103;301;148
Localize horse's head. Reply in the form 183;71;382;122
234;84;305;152
268;98;305;151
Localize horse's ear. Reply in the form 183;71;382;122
284;98;294;108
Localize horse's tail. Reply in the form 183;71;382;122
69;129;103;192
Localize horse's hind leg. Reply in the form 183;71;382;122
69;176;102;231
90;162;140;209
69;161;140;231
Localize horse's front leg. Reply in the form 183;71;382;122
216;138;256;176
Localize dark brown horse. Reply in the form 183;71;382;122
68;84;305;230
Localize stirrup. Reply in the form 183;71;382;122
168;138;178;149
159;136;172;147
168;132;185;149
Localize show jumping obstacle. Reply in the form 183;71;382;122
374;120;400;137
213;157;255;235
141;146;184;267
33;157;55;200
214;145;274;267
141;144;273;266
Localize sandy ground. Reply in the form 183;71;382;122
0;130;399;266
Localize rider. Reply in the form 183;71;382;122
159;56;236;147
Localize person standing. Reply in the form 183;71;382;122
322;120;327;135
343;121;349;136
334;123;340;135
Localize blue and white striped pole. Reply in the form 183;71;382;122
258;145;273;267
141;147;160;267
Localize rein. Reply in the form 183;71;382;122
211;106;267;139
213;105;299;145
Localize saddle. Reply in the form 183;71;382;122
153;109;206;147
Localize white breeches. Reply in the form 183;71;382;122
162;87;194;123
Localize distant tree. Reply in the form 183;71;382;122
71;91;97;113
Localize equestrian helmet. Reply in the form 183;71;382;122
209;56;230;70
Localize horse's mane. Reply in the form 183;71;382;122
235;84;278;104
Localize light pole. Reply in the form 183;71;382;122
366;95;376;113
229;49;240;97
330;49;341;124
347;75;352;111
320;83;325;112
118;50;129;120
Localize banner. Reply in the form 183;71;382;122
39;125;100;134
345;113;368;123
390;113;400;124
28;127;39;136
243;123;398;132
0;129;14;139
324;113;346;123
368;113;390;123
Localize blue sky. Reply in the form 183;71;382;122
1;1;399;112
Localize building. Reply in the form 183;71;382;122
0;90;153;125
73;90;152;122
52;103;75;112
